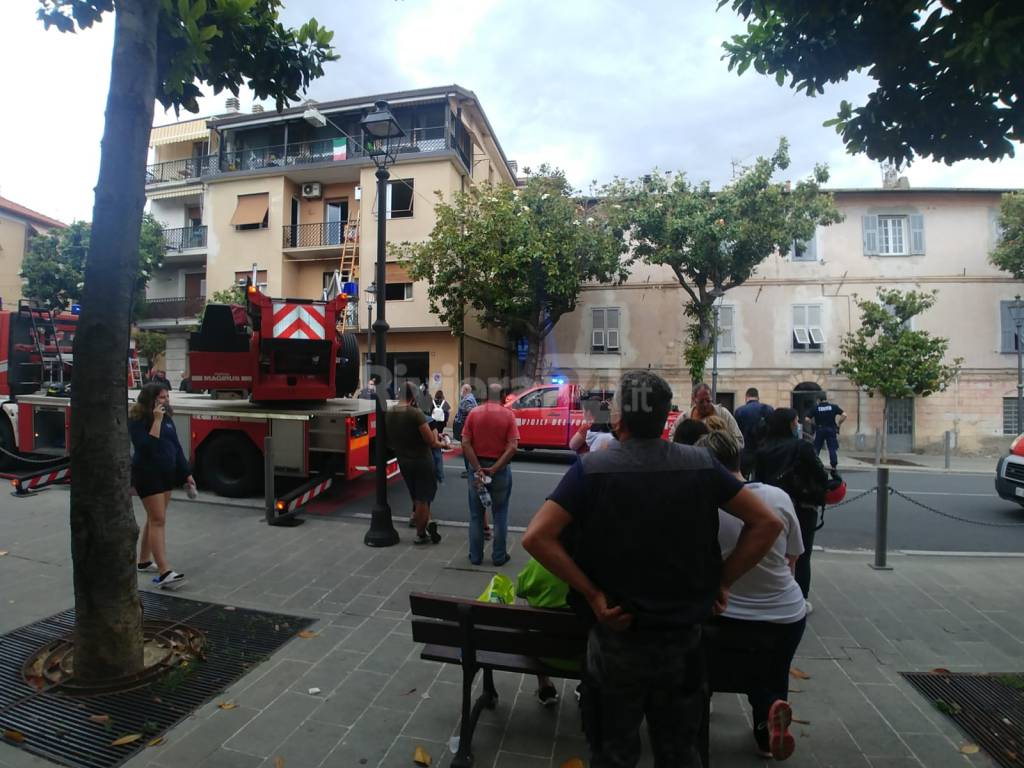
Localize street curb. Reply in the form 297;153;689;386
838;463;990;476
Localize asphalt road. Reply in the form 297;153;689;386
352;449;1024;554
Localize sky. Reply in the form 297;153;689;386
2;0;1022;225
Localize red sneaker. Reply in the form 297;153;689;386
768;699;795;760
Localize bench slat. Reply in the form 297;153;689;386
412;618;587;659
409;592;586;635
421;644;583;680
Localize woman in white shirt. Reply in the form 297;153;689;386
698;430;805;762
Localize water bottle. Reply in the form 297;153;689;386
476;474;493;511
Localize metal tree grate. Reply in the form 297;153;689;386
0;591;314;768
902;671;1024;768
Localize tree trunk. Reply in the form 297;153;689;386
71;0;159;681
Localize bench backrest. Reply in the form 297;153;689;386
409;592;588;659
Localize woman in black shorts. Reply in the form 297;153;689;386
129;383;194;588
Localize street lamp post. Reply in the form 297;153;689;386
364;282;376;387
361;101;405;548
1011;296;1024;434
709;289;724;402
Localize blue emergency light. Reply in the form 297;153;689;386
71;304;81;314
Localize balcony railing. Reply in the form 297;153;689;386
217;125;465;174
139;295;206;320
162;225;207;250
282;222;359;249
145;156;215;184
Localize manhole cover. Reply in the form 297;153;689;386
0;591;314;768
902;670;1024;768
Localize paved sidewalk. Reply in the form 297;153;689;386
1;488;1020;768
839;452;996;474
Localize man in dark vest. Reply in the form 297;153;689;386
812;393;846;473
523;370;782;768
734;387;774;477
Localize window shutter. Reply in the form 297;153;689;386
1002;301;1018;353
808;305;822;327
606;329;620;350
909;214;925;254
862;215;879;255
792;304;806;328
718;306;734;351
804;231;818;261
592;308;605;350
606;309;620;350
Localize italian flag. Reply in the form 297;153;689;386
332;138;347;161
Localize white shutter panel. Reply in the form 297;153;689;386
1002;302;1018;353
803;230;818;261
909;214;925;254
606;308;620;350
592;308;605;350
606;329;620;350
808;305;822;327
862;215;879;255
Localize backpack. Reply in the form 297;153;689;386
766;443;827;507
431;400;447;423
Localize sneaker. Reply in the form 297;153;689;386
137;561;159;573
536;685;559;708
412;533;431;545
483;525;492;541
574;683;582;703
460;470;469;479
407;517;417;528
805;600;814;615
753;722;771;758
427;521;441;544
154;571;185;590
767;699;795;760
492;554;511;567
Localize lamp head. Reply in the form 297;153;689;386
360;100;404;168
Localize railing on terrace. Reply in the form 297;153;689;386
162;225;207;250
145;156;215;184
140;295;206;320
217;125;462;174
282;222;360;249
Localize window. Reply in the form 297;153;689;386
230;193;269;230
385;283;413;300
1001;300;1023;353
862;214;924;256
514;388;558;409
385;262;412;300
790;231;818;262
792;304;823;351
592;307;620;353
235;269;267;290
386;179;414;219
717;305;735;352
1004;398;1021;435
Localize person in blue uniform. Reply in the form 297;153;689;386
811;394;846;473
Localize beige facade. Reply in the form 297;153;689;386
546;188;1023;454
0;198;66;309
144;86;517;391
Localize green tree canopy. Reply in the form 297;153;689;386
838;288;962;457
720;0;1024;166
603;138;841;381
991;192;1024;278
398;166;628;381
21;214;165;313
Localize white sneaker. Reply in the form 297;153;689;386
154;571;186;590
805;600;814;615
137;561;159;573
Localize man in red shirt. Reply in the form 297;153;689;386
462;382;520;565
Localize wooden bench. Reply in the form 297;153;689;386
410;592;784;768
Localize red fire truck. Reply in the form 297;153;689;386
4;283;386;509
505;381;679;449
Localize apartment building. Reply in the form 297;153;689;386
143;85;518;392
546;184;1022;454
0;196;66;310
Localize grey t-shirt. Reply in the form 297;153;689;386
717;482;806;623
385;404;431;462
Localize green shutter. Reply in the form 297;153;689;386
909;214;925;254
862;215;879;255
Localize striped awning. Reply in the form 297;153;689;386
149;118;210;147
147;185;203;201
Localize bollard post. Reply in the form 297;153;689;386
874;429;882;466
869;466;893;570
264;435;275;525
944;430;951;470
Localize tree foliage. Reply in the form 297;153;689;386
720;0;1024;166
838;289;962;456
21;215;165;313
132;329;166;366
38;0;338;112
603;138;841;381
991;192;1024;279
397;167;628;380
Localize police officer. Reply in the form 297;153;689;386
812;393;846;473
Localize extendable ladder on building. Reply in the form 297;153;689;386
17;300;66;388
128;350;143;388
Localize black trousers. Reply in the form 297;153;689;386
795;503;819;598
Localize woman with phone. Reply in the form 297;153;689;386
129;383;194;589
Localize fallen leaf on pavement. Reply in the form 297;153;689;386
413;745;432;766
960;744;980;755
3;729;25;743
792;718;811;725
110;734;142;747
788;688;803;693
789;667;811;680
217;701;238;710
930;667;951;675
274;757;285;768
88;714;111;725
147;737;164;748
560;759;585;768
402;688;417;696
297;630;317;639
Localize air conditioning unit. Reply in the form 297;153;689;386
301;182;322;199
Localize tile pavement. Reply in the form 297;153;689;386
0;487;1019;767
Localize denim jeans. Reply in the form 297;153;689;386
431;447;444;483
466;458;511;565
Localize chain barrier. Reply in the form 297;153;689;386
888;487;1024;528
828;486;877;509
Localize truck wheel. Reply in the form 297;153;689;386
199;433;262;498
0;418;16;471
336;332;361;398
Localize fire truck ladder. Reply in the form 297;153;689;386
17;300;66;388
128;349;143;388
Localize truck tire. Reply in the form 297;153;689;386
199;432;262;498
336;332;361;398
0;417;16;471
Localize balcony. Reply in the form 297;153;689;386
282;222;359;249
162;225;207;251
215;123;472;175
139;296;206;321
146;156;216;184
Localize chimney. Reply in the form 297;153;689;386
252;104;264;113
881;162;899;189
896;176;910;189
225;96;240;113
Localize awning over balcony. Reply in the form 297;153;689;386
230;193;269;226
148;186;203;201
150;118;210;147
